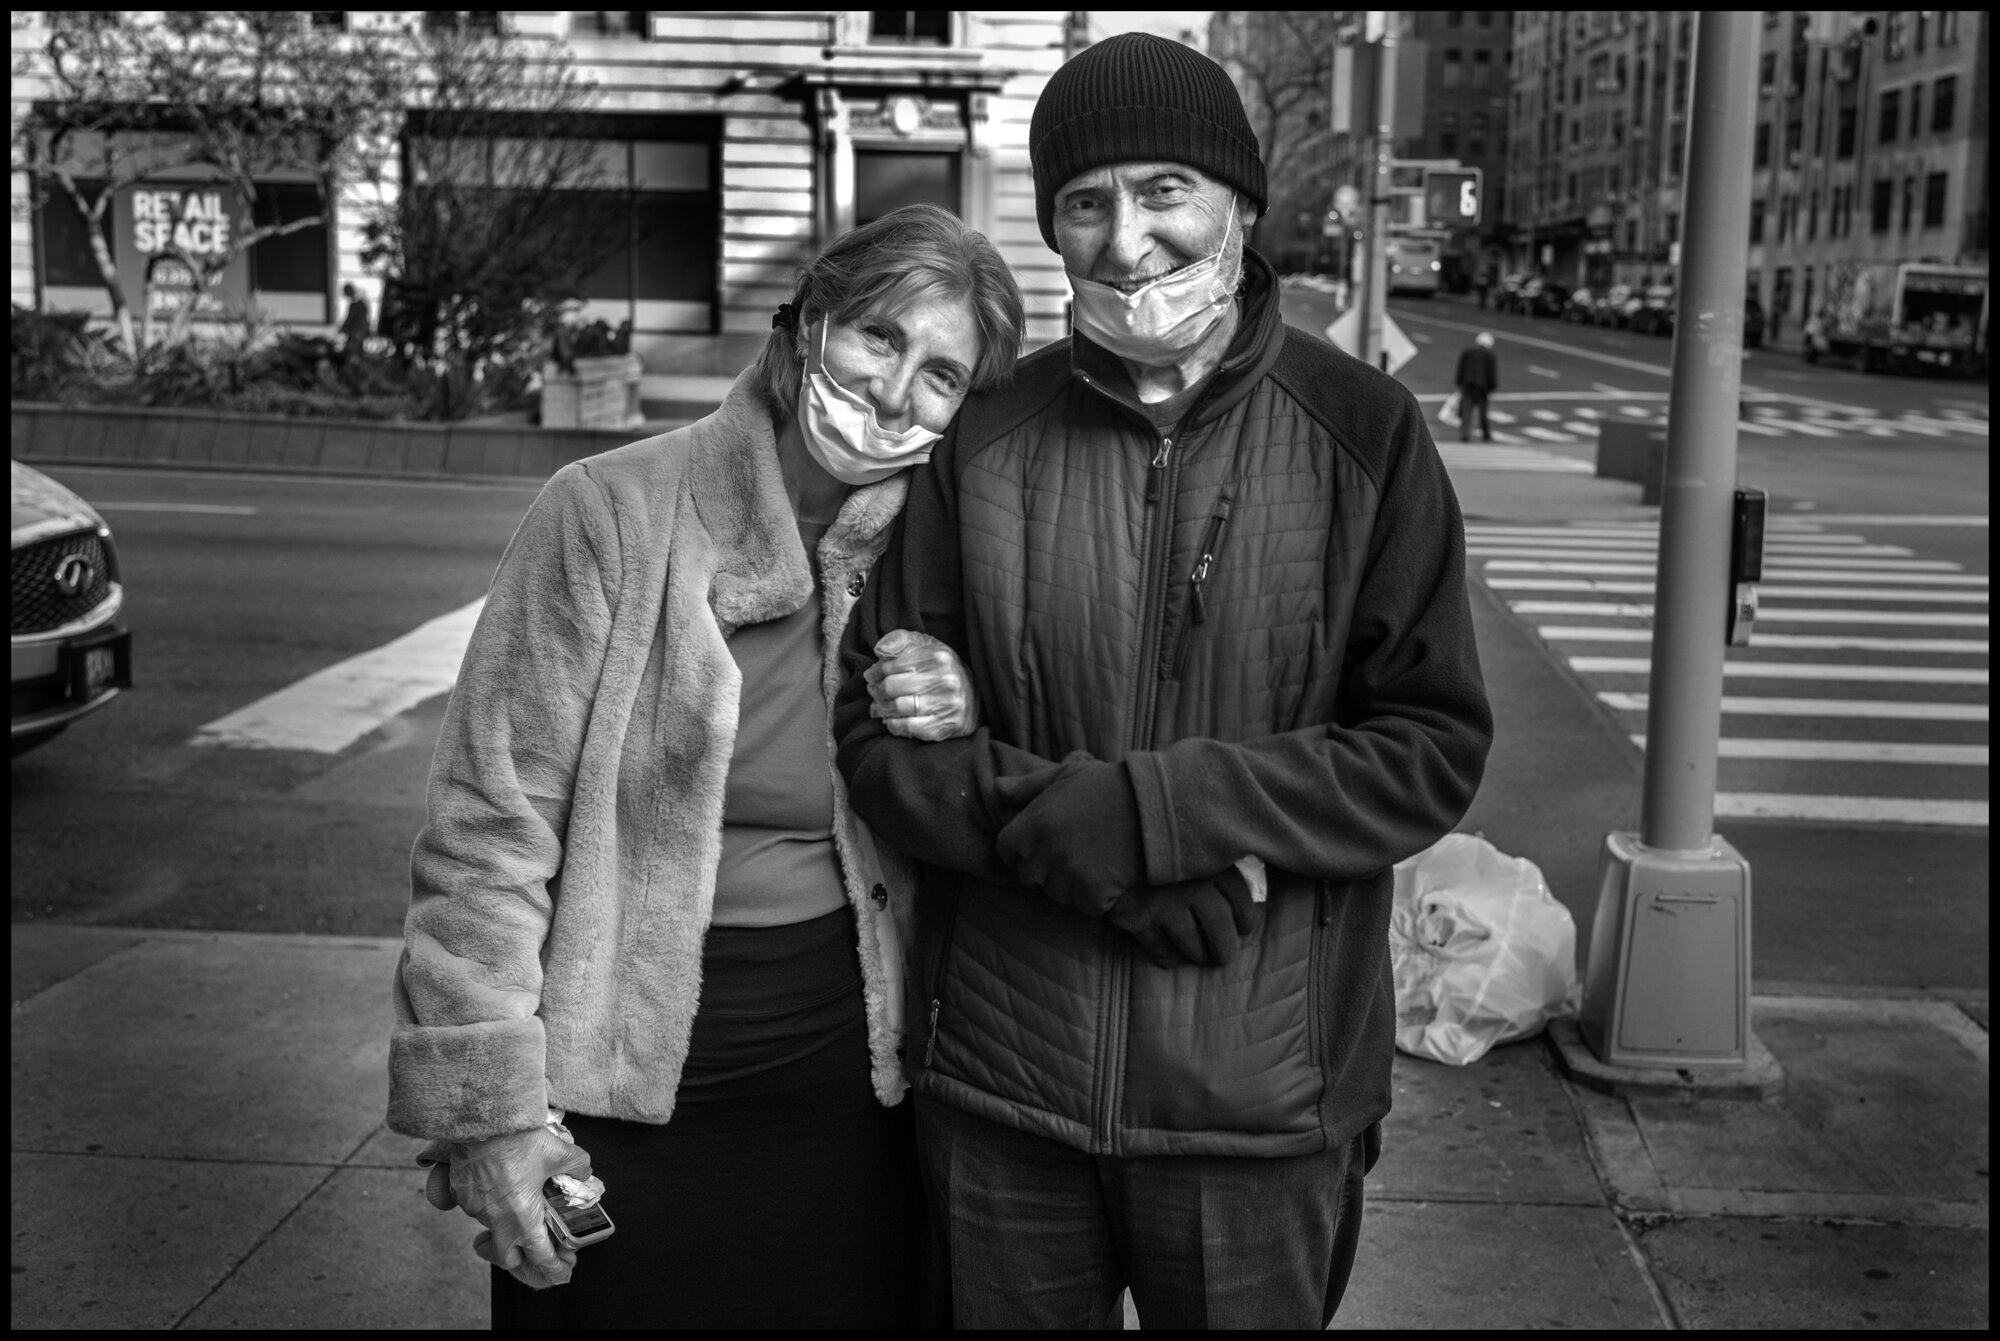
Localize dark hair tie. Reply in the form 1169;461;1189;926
772;302;798;331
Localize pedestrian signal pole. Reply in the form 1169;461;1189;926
1579;12;1765;1077
1361;11;1396;371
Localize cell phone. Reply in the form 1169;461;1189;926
543;1180;615;1249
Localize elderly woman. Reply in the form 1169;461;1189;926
388;203;1024;1329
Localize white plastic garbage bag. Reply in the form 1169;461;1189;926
1388;833;1580;1065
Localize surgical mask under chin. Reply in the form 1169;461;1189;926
797;322;941;486
1069;199;1240;363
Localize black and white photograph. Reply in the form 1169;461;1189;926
11;9;1987;1330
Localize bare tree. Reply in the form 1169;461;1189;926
360;25;634;419
1210;10;1342;265
14;12;408;355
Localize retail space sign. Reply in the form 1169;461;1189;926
115;183;251;318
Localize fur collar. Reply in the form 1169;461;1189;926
686;371;907;636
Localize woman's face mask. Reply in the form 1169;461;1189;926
797;320;945;487
1069;195;1241;365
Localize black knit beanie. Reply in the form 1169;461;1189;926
1031;33;1267;251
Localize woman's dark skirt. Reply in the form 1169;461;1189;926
492;905;938;1329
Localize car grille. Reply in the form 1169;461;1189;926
11;530;113;635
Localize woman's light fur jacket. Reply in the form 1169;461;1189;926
388;371;918;1142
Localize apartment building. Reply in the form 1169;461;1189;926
1503;10;1988;328
11;10;1077;375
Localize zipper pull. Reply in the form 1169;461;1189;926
924;998;942;1067
1187;497;1233;628
1151;434;1173;469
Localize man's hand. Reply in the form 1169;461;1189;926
865;629;980;742
439;1126;592;1290
995;757;1144;915
1107;866;1260;968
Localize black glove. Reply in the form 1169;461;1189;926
1108;866;1259;968
994;756;1145;916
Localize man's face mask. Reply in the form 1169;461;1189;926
1068;195;1240;364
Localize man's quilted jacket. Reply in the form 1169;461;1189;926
834;252;1493;1158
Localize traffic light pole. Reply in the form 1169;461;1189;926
1361;19;1396;370
1577;12;1766;1079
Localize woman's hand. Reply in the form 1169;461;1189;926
434;1126;593;1290
865;630;979;741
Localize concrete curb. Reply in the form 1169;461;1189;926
11;401;699;483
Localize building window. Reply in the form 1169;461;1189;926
1443;49;1463;91
1446;10;1463;26
571;12;648;38
1902;175;1916;233
1878;89;1900;145
1836;106;1857;159
1884;12;1907;60
1665;212;1678;244
1759;51;1776;96
307;12;347;30
1750;199;1765;243
1476;10;1492;26
1870;179;1893;233
1754;122;1771;168
855;150;960;225
1807;192;1819;240
1938;11;1959;45
1923;172;1948;230
1915;11;1929;53
1473;49;1491;90
869;11;951;45
1932;76;1957;133
424;11;501;33
1909;83;1923;138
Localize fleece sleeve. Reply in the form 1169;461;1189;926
387;465;619;1141
1124;401;1494;887
833;425;1063;886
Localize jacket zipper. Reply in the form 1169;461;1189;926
1169;494;1233;682
921;883;964;1071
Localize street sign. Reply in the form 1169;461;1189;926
1325;307;1417;376
1423;168;1482;227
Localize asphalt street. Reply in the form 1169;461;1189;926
9;299;1989;996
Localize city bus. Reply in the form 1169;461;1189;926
1386;235;1442;296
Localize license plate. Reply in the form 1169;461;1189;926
66;629;132;702
83;646;117;694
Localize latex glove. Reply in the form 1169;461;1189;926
1108;866;1259;969
865;629;980;742
433;1126;593;1291
995;757;1144;916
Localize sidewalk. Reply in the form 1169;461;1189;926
12;926;1987;1328
11;456;1989;1330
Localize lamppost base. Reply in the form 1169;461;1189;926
1547;1016;1784;1101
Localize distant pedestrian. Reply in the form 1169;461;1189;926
1454;331;1498;442
1474;265;1493;310
337;283;371;360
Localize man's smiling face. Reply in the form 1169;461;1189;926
1052;161;1254;291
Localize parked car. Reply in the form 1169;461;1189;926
1743;293;1766;348
1562;287;1598;322
1495;272;1530;313
11;462;133;756
1528;279;1572;318
1630;284;1677;336
1595;284;1639;327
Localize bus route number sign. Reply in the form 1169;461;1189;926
1424;170;1482;227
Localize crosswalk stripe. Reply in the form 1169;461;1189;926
1476;553;1948;570
1764;569;1986;586
1632;736;1989;766
1521;426;1573;442
1508;601;1987;626
1469;541;1918;557
1713;794;1987;827
190;598;485;753
1735;418;1787;435
1482;561;1981;582
1543;627;1988;653
1488;579;1988;602
1764;417;1844;436
1467;526;1877;544
1597;692;1986;721
1572;657;1986;684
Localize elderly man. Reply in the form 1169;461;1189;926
834;33;1491;1329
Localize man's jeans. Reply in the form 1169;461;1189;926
916;1094;1367;1329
